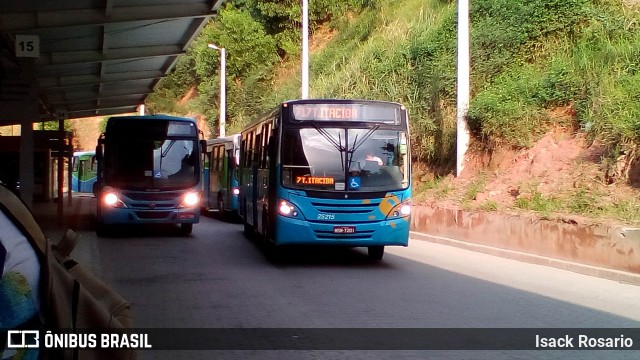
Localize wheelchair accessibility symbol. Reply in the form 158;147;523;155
349;177;361;189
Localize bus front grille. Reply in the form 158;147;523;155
310;201;380;215
130;203;174;209
123;191;181;202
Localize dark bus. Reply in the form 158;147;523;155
94;115;205;235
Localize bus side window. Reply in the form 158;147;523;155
262;122;272;168
240;138;246;167
268;135;276;158
248;132;254;167
254;133;262;166
259;125;267;168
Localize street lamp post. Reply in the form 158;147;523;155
301;0;309;99
208;43;226;138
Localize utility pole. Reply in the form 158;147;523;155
456;0;471;177
208;43;226;137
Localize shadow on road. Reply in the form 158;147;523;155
244;233;397;268
96;223;194;238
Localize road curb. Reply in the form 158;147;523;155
410;231;640;286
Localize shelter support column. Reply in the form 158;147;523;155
18;97;37;210
57;122;64;224
64;120;72;206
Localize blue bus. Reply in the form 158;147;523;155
94;115;205;235
202;134;241;217
71;151;97;193
239;99;411;260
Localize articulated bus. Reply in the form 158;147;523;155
202;134;241;217
239;99;411;260
71;151;97;193
94;115;205;235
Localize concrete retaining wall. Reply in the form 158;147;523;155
411;205;640;274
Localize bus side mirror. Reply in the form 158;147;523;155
399;135;407;155
399;144;407;155
201;140;207;154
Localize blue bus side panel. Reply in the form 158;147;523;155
72;177;97;193
71;176;79;192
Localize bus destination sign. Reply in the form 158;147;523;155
291;104;399;124
296;176;335;185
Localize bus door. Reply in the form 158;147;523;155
225;148;234;209
253;132;262;230
265;132;278;241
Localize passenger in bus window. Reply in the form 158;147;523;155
364;154;384;166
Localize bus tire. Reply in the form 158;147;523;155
217;193;224;214
180;223;193;235
367;246;384;260
243;220;253;239
96;222;108;237
262;208;272;243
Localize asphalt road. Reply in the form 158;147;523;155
39;198;640;360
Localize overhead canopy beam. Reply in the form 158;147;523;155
0;3;216;32
46;88;152;104
38;70;165;88
36;45;184;66
65;98;145;111
68;105;139;118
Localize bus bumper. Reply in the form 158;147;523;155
274;215;409;247
98;206;200;225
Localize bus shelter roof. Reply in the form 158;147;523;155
0;0;223;125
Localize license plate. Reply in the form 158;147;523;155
333;226;356;234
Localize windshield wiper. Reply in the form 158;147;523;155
347;125;380;170
161;140;175;158
311;122;346;171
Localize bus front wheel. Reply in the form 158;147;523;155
243;220;254;239
180;223;193;235
367;246;384;260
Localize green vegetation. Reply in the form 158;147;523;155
148;0;640;157
145;0;640;222
511;186;640;224
35;121;73;132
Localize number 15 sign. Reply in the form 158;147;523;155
15;35;40;58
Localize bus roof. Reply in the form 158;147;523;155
206;134;240;151
242;99;406;132
73;151;95;157
282;98;404;107
106;114;197;123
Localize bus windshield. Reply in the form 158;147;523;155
281;127;409;192
105;121;199;190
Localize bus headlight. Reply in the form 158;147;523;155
232;187;240;195
278;199;298;217
387;201;411;219
103;192;126;208
180;192;200;208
